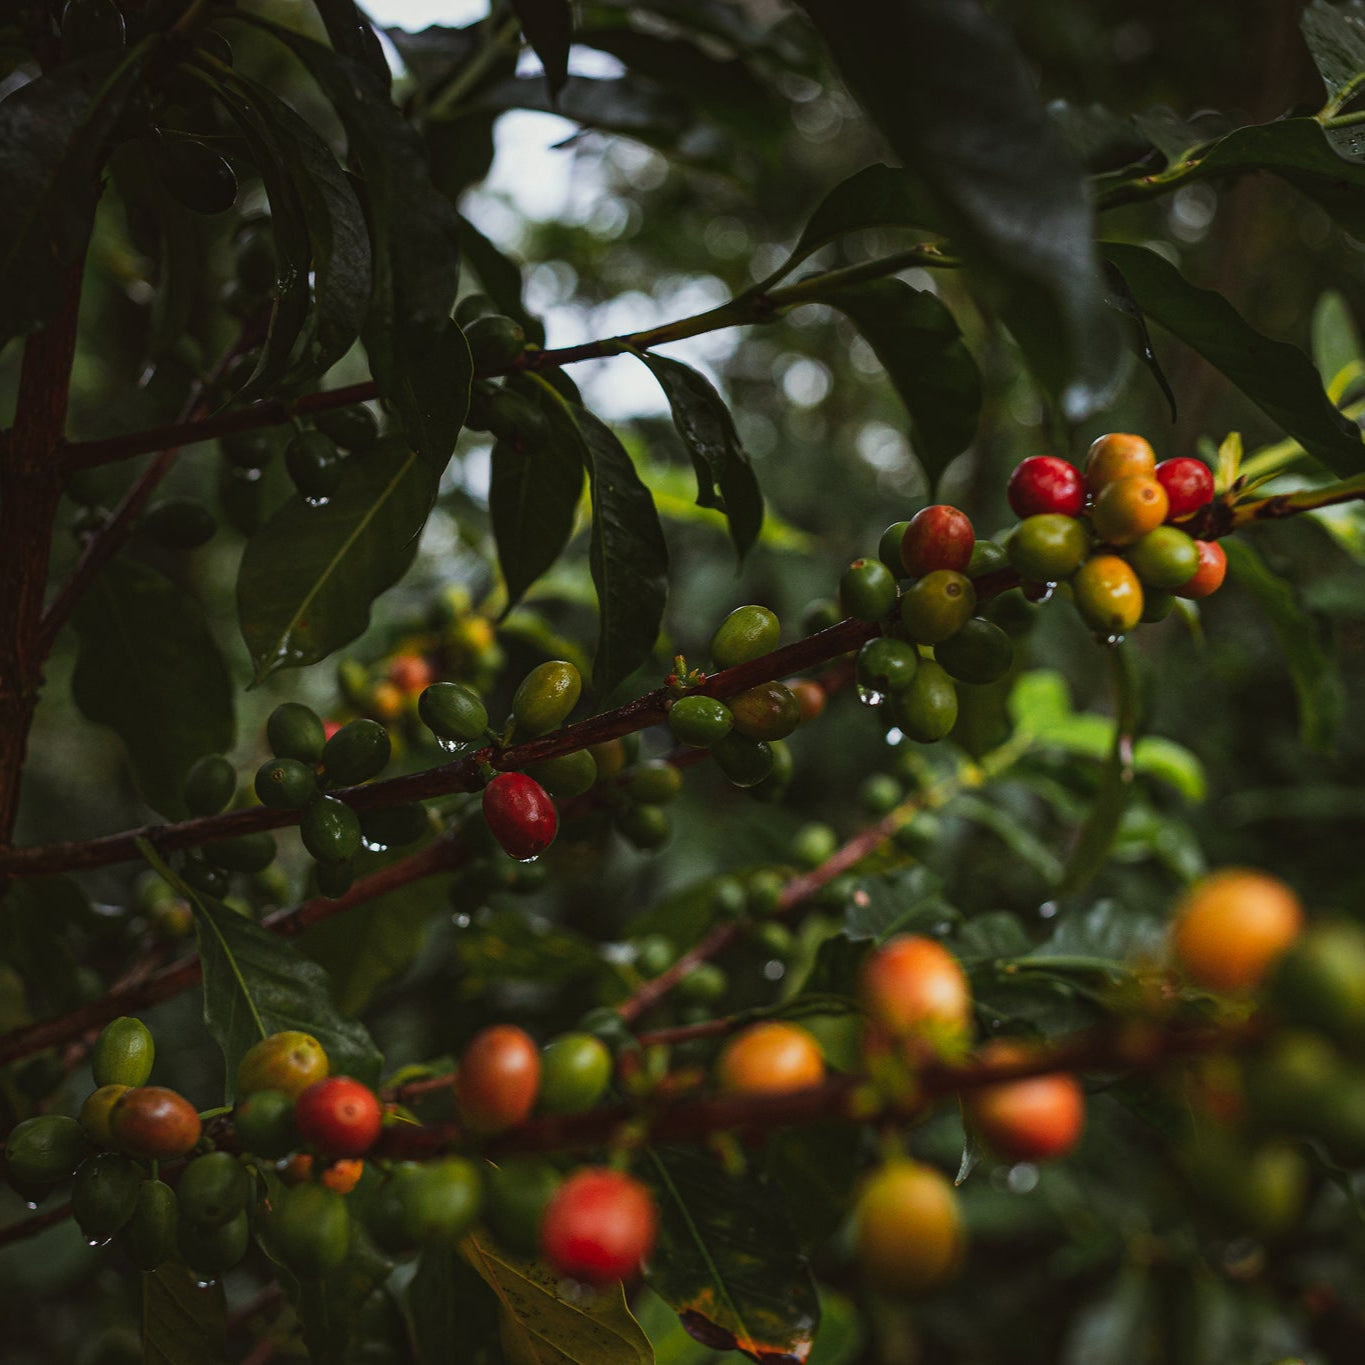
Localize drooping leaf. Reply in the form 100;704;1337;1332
642;1145;820;1364
512;0;573;102
635;351;764;559
1301;0;1365;114
463;1236;653;1365
140;845;382;1100
825;278;981;487
237;435;438;682
314;0;392;90
797;0;1122;419
1101;241;1365;476
240;16;469;468
1102;260;1178;422
1224;538;1344;753
71;559;234;819
0;46;152;347
458;213;546;344
408;1247;503;1365
142;1266;228;1365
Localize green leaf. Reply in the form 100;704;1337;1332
512;0;573;102
843;865;952;942
142;1266;228;1365
237;435;438;682
71;559;234;819
463;1236;653;1364
635;351;764;559
314;0;392;91
797;0;1122;419
1301;0;1365;114
458;213;546;345
1224;537;1344;752
409;1247;503;1365
0;46;152;347
1312;290;1365;398
1101;241;1365;476
241;16;469;468
290;1229;395;1365
141;845;382;1100
0;877;93;1013
1030;898;1164;965
949;794;1065;887
642;1145;819;1363
825;278;981;488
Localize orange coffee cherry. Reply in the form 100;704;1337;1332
859;936;972;1042
1174;539;1227;599
965;1043;1086;1161
1090;475;1169;546
854;1159;965;1293
1083;432;1156;493
1171;868;1303;992
1071;554;1144;635
716;1022;826;1095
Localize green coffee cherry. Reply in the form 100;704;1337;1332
676;963;727;1003
967;540;1008;577
313;405;379;452
877;521;912;576
802;598;842;634
891;659;958;742
179;1210;251;1275
933;618;1013;685
634;934;675;976
465;315;527;369
392;1158;483;1246
4;1115;85;1188
746;870;786;916
285;431;343;501
756;921;795;957
1140;590;1175;623
711;876;747;918
92;1017;155;1089
271;1183;350;1276
839;558;898;622
220;430;275;471
625;761;683;804
857;638;919;693
1271;921;1365;1041
1242;1031;1340;1136
140;498;216;549
177;1152;250;1231
790;822;838;869
1126;525;1199;590
485;1159;561;1256
525;750;598;799
615;803;671;850
859;772;903;816
233;1089;297;1159
205;832;276;874
156;139;238;216
125;1179;178;1270
729;681;801;741
321;719;391;785
419;682;489;743
72;1154;142;1241
301;796;362;864
315;860;356;900
711;605;780;669
267;703;327;764
711;733;774;788
184;755;236;817
511;660;582;736
1007;514;1089;582
899;571;975;645
668;695;733;747
255;757;317;810
539;1034;612;1114
359;805;429;849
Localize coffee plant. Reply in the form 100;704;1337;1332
3;0;1365;1360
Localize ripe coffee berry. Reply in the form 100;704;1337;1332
1174;539;1227;599
860;935;972;1042
110;1086;202;1160
295;1076;383;1158
1072;555;1144;635
456;1024;542;1133
1083;432;1156;492
965;1044;1086;1161
855;1159;964;1293
1090;475;1169;546
540;1167;658;1284
900;505;975;577
716;1022;825;1095
483;772;558;860
1007;456;1085;519
1155;457;1215;519
1170;868;1303;992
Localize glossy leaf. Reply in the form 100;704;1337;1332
463;1236;653;1364
797;0;1122;419
642;1145;819;1364
1224;538;1344;753
1301;0;1365;113
636;351;764;559
142;1266;228;1365
290;1229;395;1365
140;845;382;1100
1101;241;1365;476
409;1248;503;1365
0;47;151;347
237;436;438;682
512;0;573;102
314;0;391;90
844;865;952;942
825;278;981;487
71;560;234;819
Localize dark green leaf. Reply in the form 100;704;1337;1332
635;351;764;559
762;1123;865;1243
141;845;382;1100
1224;538;1344;753
512;0;573;102
490;378;586;610
315;0;391;91
954;911;1033;962
642;1145;819;1363
408;1248;503;1365
385;23;481;89
458;213;546;345
797;0;1122;418
237;435;438;682
825;278;981;487
1102;260;1178;422
1031;898;1164;965
72;559;234;819
843;865;952;942
1301;0;1365;113
142;1265;228;1365
0;878;93;1012
291;1229;395;1365
463;1236;652;1364
1101;241;1365;476
0;47;152;347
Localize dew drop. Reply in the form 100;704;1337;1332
194;1277;218;1291
763;959;785;981
452;912;472;928
1038;900;1059;920
856;686;884;707
884;726;905;745
436;736;470;756
304;494;331;509
87;1237;113;1249
514;853;540;865
1103;633;1126;647
361;836;388;853
23;1200;39;1211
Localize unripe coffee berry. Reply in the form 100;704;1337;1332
1174;539;1227;599
855;1159;964;1293
419;681;489;743
934;618;1013;685
877;521;912;576
1084;432;1156;492
710;605;779;669
839;558;898;621
1155;457;1215;519
177;1150;250;1229
295;1076;383;1158
540;1168;658;1284
667;695;733;747
237;1030;329;1099
900;505;975;577
271;1182;351;1276
539;1033;612;1114
1090;475;1169;546
1071;555;1144;635
1126;525;1199;590
5;1114;85;1187
72;1153;142;1241
483;772;558;860
857;637;919;693
890;659;958;742
900;570;975;645
92;1016;155;1089
526;749;598;799
321;718;391;785
1007;514;1089;582
1007;456;1084;519
233;1088;298;1158
183;754;236;816
301;795;362;864
255;757;317;810
511;660;582;736
710;733;774;788
81;1084;130;1147
728;681;801;741
267;702;327;763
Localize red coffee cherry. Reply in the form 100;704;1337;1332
295;1076;383;1158
900;505;975;577
965;1043;1086;1161
456;1025;542;1134
110;1086;202;1160
387;652;434;695
1155;457;1215;519
540;1167;658;1284
1174;539;1228;599
1007;456;1085;519
483;772;558;860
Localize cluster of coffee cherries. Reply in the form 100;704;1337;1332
2;1020;662;1286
